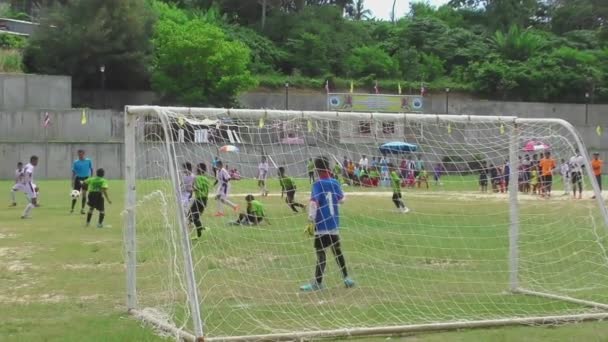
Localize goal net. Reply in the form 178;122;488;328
124;107;608;341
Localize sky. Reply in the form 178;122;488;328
366;0;451;20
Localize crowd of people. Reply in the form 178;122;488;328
479;150;603;199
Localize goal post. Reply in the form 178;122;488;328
124;106;608;341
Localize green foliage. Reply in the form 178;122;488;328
0;49;23;73
24;0;155;89
345;46;396;78
151;18;257;106
493;25;545;61
0;34;27;49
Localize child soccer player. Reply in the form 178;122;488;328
479;161;488;193
258;156;269;197
278;167;306;213
214;160;238;216
21;156;39;219
300;156;354;292
390;164;409;213
307;158;315;184
531;166;540;195
10;162;25;207
181;162;195;219
231;195;269;226
417;167;429;189
84;168;112;228
191;163;210;239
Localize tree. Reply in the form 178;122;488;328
493;25;545;61
24;0;154;89
346;0;372;20
345;45;397;77
151;18;257;106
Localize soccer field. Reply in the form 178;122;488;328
2;178;608;341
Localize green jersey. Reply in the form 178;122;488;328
248;200;265;217
369;170;380;179
333;164;341;175
390;171;401;193
307;161;314;172
85;176;108;193
194;175;210;199
279;176;295;190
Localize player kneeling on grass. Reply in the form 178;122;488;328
231;195;269;226
84;168;112;228
300;156;355;292
191;163;210;239
390;164;409;213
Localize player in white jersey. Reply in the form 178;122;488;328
180;162;195;218
258;156;269;197
10;162;26;206
569;150;585;199
213;160;238;216
21;156;39;218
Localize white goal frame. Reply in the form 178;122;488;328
124;106;608;341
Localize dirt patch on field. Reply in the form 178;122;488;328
0;293;67;304
0;247;38;273
61;262;122;270
0;232;17;239
213;253;280;271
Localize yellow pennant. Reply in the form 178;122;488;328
597;125;603;136
81;108;87;125
500;123;505;135
178;116;185;127
259;116;265;128
398;82;402;95
307;119;313;133
350;81;354;94
447;123;452;135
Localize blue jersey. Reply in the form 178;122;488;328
72;158;93;178
310;177;344;233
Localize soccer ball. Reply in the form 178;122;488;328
70;190;81;199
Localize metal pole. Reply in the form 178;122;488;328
124;107;137;310
508;121;519;291
285;82;289;110
100;65;106;109
585;92;590;125
445;88;450;114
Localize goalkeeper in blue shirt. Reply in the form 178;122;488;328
71;149;93;214
300;156;355;292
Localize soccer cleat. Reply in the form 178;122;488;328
20;215;28;219
344;277;356;288
400;207;410;214
80;210;86;215
213;212;225;217
300;282;324;292
10;203;16;207
96;224;103;228
70;209;74;214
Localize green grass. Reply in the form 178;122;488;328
2;178;608;341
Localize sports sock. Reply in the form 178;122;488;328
315;250;327;285
99;212;105;225
71;199;77;210
392;199;400;208
86;212;93;224
294;203;305;208
81;196;86;210
289;204;299;213
10;190;16;203
332;246;348;278
22;203;34;217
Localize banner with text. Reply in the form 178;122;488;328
327;93;425;113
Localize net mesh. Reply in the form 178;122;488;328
127;108;608;338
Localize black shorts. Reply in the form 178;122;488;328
87;192;104;211
74;176;89;191
245;214;263;224
392;192;402;200
285;188;296;202
572;171;582;184
541;175;553;187
414;171;420;178
190;197;207;215
314;234;341;251
479;179;488;186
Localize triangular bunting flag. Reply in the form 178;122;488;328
81;108;87;125
500;123;505;135
307;119;313;133
259;116;265;128
597;125;602;136
178;116;185;127
447;123;452;135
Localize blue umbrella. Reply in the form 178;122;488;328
379;141;418;154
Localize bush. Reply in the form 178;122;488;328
0;50;23;73
0;34;27;49
345;46;397;78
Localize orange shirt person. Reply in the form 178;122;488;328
592;152;603;198
538;151;556;197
